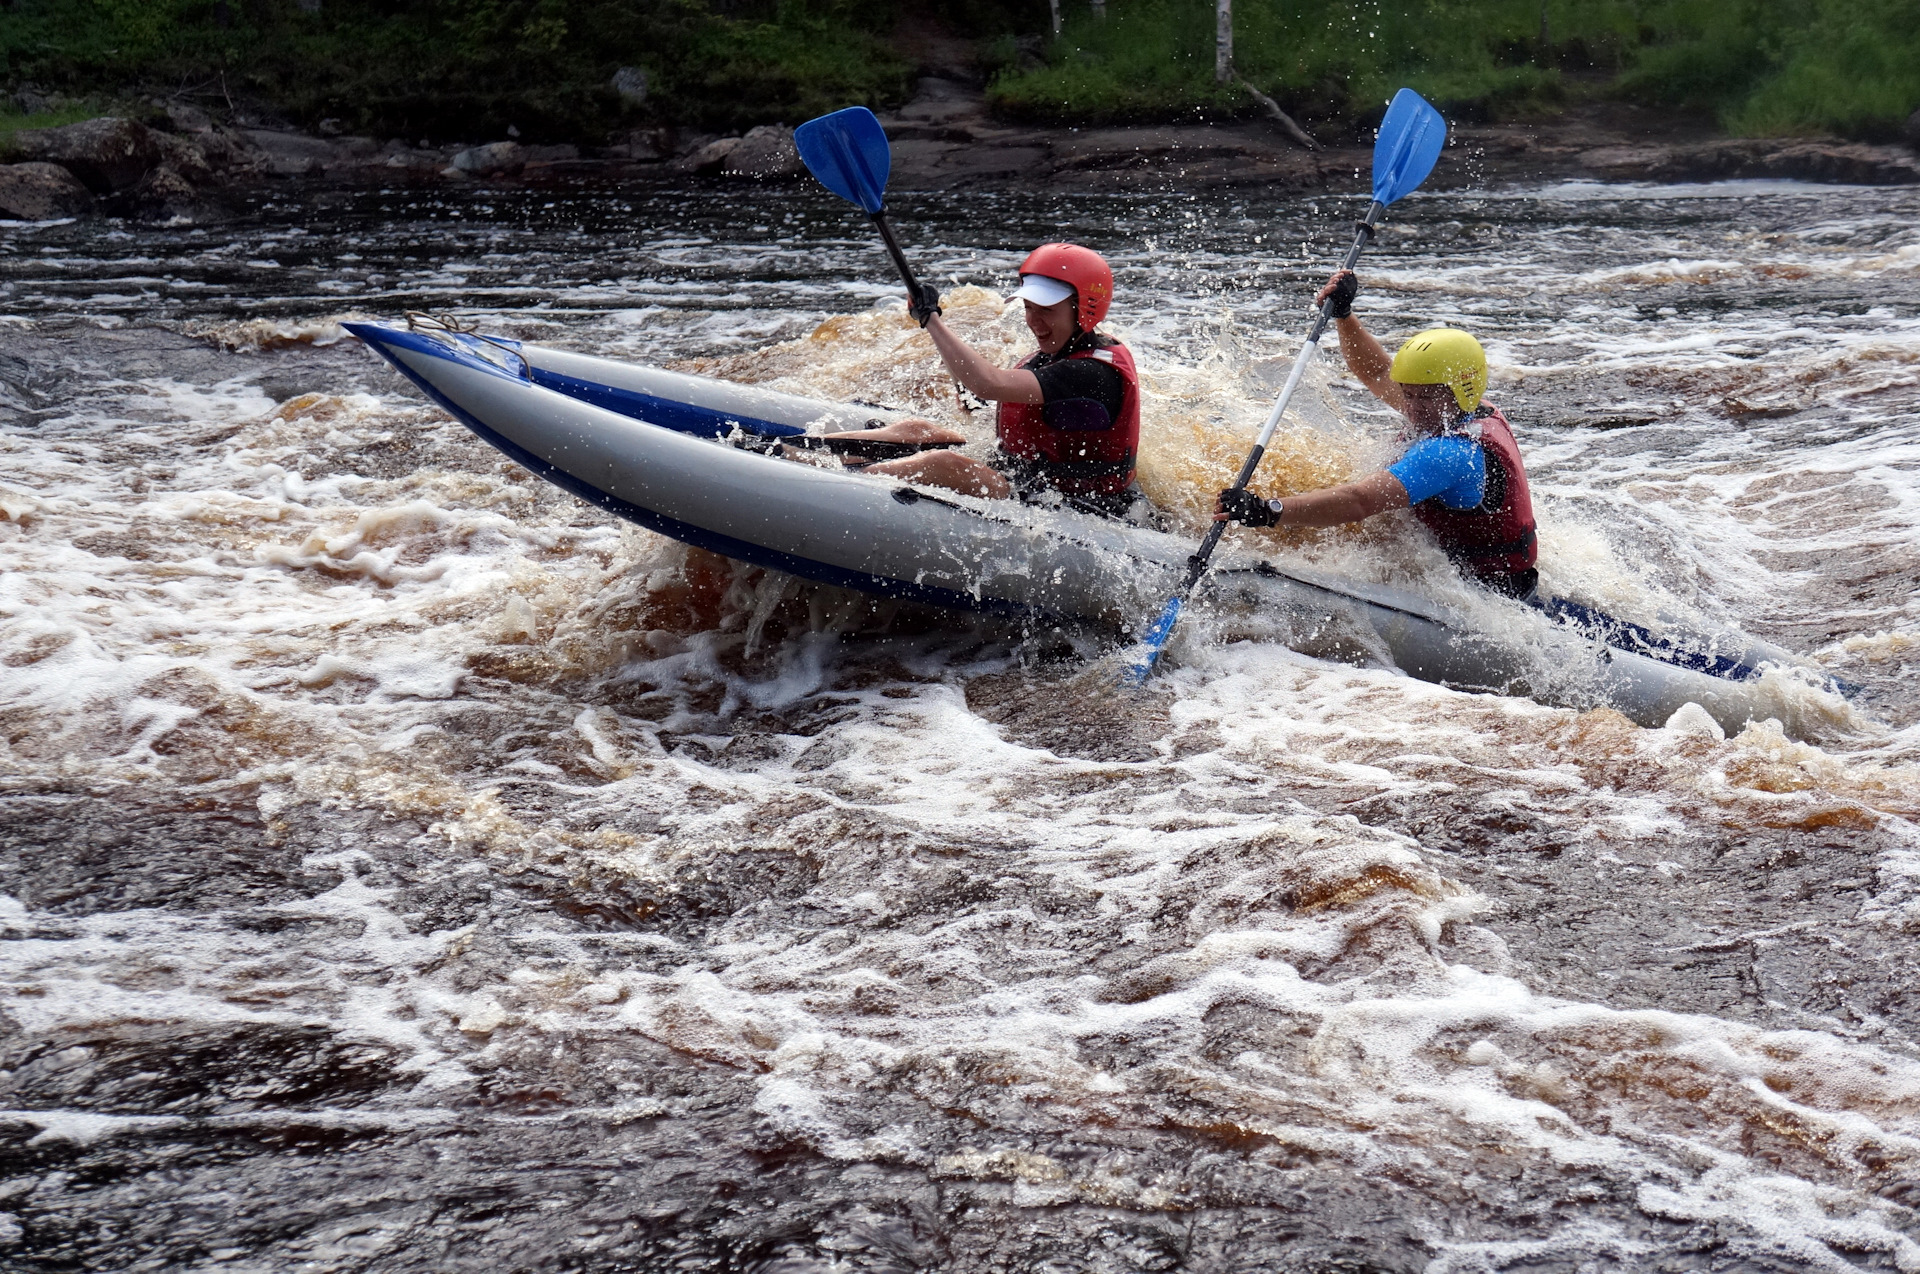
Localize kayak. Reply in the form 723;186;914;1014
345;319;1847;733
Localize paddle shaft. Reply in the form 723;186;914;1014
870;212;927;297
1175;199;1384;595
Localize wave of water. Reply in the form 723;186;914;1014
1;179;1917;1271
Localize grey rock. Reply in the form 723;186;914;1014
0;162;95;220
381;148;442;173
165;102;216;134
9;117;160;193
625;127;674;162
154;132;216;185
1759;140;1920;185
612;66;649;107
449;141;525;177
1908;107;1920;151
1577;138;1920;186
127;164;206;221
174;125;256;179
671;135;741;175
240;129;337;177
720;124;802;178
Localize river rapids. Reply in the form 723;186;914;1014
1;177;1918;1272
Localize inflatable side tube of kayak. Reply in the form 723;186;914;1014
345;321;1188;625
1208;566;1799;734
519;344;903;441
1534;594;1814;684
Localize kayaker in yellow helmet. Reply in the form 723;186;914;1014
1215;270;1540;598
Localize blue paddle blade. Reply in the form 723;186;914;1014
1371;88;1447;206
794;107;891;214
1120;596;1185;685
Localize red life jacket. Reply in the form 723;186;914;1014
995;339;1141;497
1409;402;1537;578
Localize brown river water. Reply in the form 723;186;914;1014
0;176;1917;1272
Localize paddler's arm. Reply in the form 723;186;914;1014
1316;272;1405;412
923;314;1044;405
1215;470;1409;528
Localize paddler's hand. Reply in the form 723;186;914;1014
1316;270;1358;319
1216;488;1282;527
907;281;942;328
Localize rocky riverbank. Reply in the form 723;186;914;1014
4;81;1918;224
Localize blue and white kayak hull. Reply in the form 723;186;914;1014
346;321;1845;734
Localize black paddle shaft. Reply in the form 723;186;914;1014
870;213;926;298
1177;203;1383;593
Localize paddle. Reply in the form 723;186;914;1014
1121;87;1448;684
794;106;934;311
735;433;958;460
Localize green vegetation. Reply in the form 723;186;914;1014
1;1;1914;143
0;101;102;149
990;0;1920;140
987;0;1559;132
0;0;918;140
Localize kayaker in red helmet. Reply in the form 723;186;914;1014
837;243;1144;518
1214;270;1539;598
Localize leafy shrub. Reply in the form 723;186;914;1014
0;0;913;141
988;0;1919;139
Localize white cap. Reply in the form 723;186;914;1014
1009;273;1075;307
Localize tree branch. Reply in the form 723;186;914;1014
1236;76;1319;151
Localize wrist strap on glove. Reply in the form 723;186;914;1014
908;282;942;328
1218;488;1282;528
1323;270;1359;320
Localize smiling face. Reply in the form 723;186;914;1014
1023;296;1079;355
1397;380;1461;433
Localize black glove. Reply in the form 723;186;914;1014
907;281;942;327
1321;270;1358;319
1218;488;1281;527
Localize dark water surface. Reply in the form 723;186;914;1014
1;177;1918;1272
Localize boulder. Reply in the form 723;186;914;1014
241;129;338;177
126;164;206;221
0;162;95;219
9;117;159;194
671;135;741;175
165;102;216;134
1577;138;1920;186
720;124;802;178
175;125;259;180
612;66;649;107
155;131;217;186
624;127;674;162
669;126;805;178
1759;141;1920;185
449;141;525;177
379;143;444;174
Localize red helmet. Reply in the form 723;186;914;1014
1016;243;1114;330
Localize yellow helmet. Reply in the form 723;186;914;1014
1390;328;1487;413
